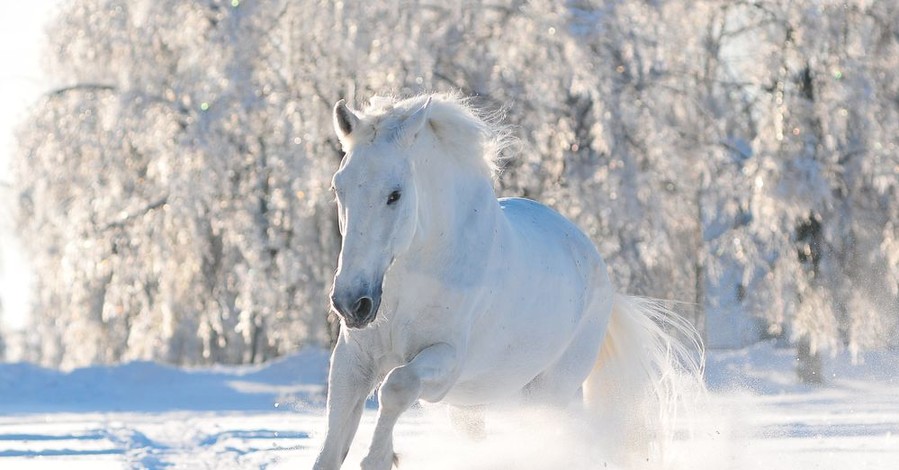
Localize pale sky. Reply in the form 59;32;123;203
0;1;62;331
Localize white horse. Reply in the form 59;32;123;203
313;93;702;470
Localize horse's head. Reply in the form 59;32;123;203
328;97;432;329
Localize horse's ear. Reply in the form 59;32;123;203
333;99;359;144
396;96;432;147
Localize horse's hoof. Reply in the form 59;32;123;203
360;451;399;470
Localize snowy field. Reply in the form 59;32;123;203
0;342;896;469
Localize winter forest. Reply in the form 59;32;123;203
3;0;898;378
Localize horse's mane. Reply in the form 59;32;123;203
355;93;508;178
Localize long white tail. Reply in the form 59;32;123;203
583;294;705;466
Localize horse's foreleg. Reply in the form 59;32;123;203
313;340;375;470
361;343;457;470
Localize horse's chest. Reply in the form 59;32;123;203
388;307;464;352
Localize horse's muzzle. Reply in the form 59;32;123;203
330;289;381;329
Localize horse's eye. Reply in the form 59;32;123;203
386;190;402;206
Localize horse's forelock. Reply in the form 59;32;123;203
358;93;506;178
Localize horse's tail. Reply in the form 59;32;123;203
582;294;705;466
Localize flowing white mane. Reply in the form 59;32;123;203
351;93;506;178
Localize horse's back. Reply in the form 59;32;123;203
498;197;603;271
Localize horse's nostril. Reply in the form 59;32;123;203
353;297;373;319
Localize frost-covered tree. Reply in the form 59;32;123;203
0;182;10;360
721;0;897;355
15;0;344;367
11;0;899;370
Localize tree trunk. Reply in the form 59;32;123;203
796;338;823;384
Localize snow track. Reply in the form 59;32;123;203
0;343;896;469
0;412;325;469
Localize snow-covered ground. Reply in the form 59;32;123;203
0;342;896;469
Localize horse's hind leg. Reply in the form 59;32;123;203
362;343;458;470
523;314;608;407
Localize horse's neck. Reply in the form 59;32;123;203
408;161;500;271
